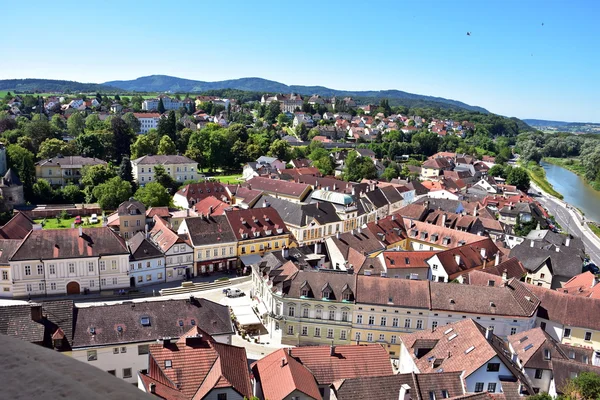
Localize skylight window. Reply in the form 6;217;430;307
465;346;475;354
90;327;96;335
117;326;123;333
444;328;453;335
519;336;529;343
191;319;196;326
524;344;534;351
140;316;151;326
448;333;458;341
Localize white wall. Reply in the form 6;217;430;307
465;355;514;394
525;367;552;394
129;256;166;287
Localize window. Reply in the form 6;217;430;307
217;394;227;400
1;271;7;280
316;309;322;319
329;310;335;320
544;349;551;360
124;220;129;227
368;316;375;325
107;370;116;376
38;282;44;291
441;390;449;398
487;363;500;372
535;369;543;379
100;261;105;271
37;265;43;275
432;321;438;329
379;334;385;341
487;383;497;393
165;360;172;369
89;280;95;287
146;275;152;281
405;319;411;329
475;383;484;393
49;264;55;275
113;347;119;354
564;328;571;338
301;326;308;336
315;327;321;337
510;327;517;335
381;317;387;326
585;331;592;341
137;276;143;283
213;248;218;257
100;278;106;286
111;260;117;270
327;329;334;339
158;272;163;280
138;345;149;355
87;350;97;361
112;277;118;285
24;265;31;276
356;315;363;324
391;335;397;344
367;333;373;342
68;263;75;273
429;392;436;400
302;308;309;318
342;311;348;322
355;332;361;341
26;284;32;292
50;283;56;290
88;262;94;272
417;320;423;330
287;325;294;335
392;317;399;327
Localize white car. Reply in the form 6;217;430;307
226;288;245;298
90;214;99;224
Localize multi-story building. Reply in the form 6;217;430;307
35;156;107;187
173;181;231;209
68;297;234;384
7;227;130;297
127;232;165;287
245;176;312;203
107;199;146;240
132;113;160;134
149;216;195;281
225;208;292;257
404;219;487;251
131;154;198;185
142;96;185;111
177;214;237;274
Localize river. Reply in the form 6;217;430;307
541;161;600;223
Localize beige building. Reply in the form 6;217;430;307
107;199;146;240
130;154;198;186
35;156;107;187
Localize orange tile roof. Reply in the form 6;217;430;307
192;196;232;216
383;250;439;269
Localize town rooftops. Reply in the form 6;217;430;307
128;231;163;261
383;250;439;270
176;181;230;202
117;198;146;216
0;212;34;239
246;176;311;199
131;154;196;165
182;214;236;246
132;112;161;119
508;327;567;370
422;157;453;170
71;297;233;348
432;238;502;279
192;196;232;216
35;155;107;168
328;228;385;258
559;271;600;298
149;216;186;252
404;219;484;249
225;207;289;241
357;275;430;308
365;214;407;247
10;227;128;261
311;189;354;205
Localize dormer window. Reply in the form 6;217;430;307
165;360;172;369
343;292;352;301
323;290;331;299
301;289;309;297
544;349;551;360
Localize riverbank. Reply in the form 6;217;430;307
543;157;600;191
522;161;564;199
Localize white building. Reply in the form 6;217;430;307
149;216;195;281
130;154;198;185
133;113;161;134
127;232;165;288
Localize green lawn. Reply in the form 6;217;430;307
35;217;103;230
588;223;600;239
522;162;564;200
211;174;243;184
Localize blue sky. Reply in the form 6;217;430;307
2;0;599;122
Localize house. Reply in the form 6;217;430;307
499;203;534;226
364;214;408;250
133;113;160;134
35;156;107;187
404;219;486;251
7;227;130;298
381;250;439;280
177;215;237;275
108;198;146;240
559;271;600;299
252;345;392;400
256;156;286;171
293;112;314;128
308;94;325;105
398;319;533;396
127;232;165;287
138;326;251;399
325;228;386;271
173;181;230;208
507;327;595;395
131;154;198;185
193;196;233;216
0;168;25;207
149;216;195;281
245;176;312;203
290;158;312;168
68;298;233;384
225;207;291;257
110;103;122;113
420;157;453;180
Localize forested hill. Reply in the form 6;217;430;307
104;75;489;113
0;79;123;93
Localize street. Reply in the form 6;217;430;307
529;184;600;265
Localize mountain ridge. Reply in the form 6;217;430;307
103;75;489;113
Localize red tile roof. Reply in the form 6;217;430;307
559;271;600;298
432;238;502;279
365;214;407;247
192;196;233;216
225;208;289;241
0;212;34;239
357;275;431;308
146;206;172;219
176;182;230;203
246;177;311;199
383;250;439;270
149;216;186;252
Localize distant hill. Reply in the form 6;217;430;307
104;75;489;113
0;79;123;93
523;119;573;127
524;119;600;134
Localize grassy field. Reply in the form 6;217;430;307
543;157;587;176
588;223;600;239
523;162;564;200
34;217;103;230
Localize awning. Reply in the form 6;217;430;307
231;304;262;326
240;254;262;266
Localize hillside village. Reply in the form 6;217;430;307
0;90;598;399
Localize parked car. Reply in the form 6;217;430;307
74;216;82;224
227;288;245;298
90;214;99;224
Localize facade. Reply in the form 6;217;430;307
142;96;184;111
69;298;234;384
112;199;146;240
7;227;130;298
35;156;107;187
133;113;160;134
149;216;195;281
0;168;25;207
226;208;292;257
173;181;230;209
245;176;312;203
131;154;198;185
127;232;165;287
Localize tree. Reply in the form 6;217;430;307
488;164;508;179
343;152;377;182
157;98;165;114
81;164;116;189
382;165;400;181
525;393;552;400
296;123;308;141
92;177;132;210
158;135;177;155
277;113;291;126
38;138;73;159
267;139;291;161
60;184;84;203
506;167;530;191
75;131;113;159
122;112;141;134
6;144;35;197
130;134;158;159
264;101;281;124
110;116;135;164
134;182;171;207
119;157;134;183
85;113;104;131
153;165;176;193
67;112;86;137
562;371;600;399
50;114;66;132
24;119;59;153
157;110;177;141
32;179;56;203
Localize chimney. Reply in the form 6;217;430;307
336;231;340;240
530;241;535;248
30;304;43;321
399;384;411;400
566;237;571;247
502;269;508;282
330;344;335;356
357;227;362;235
209;206;213;215
314;242;322;254
480;248;487;259
442;213;447;227
282;246;289;259
495;252;500;267
186;208;190;217
281;357;287;367
78;226;83;237
391;214;396;221
555;247;560;253
485;327;493;341
473;205;478;217
149;383;156;394
454;254;461;265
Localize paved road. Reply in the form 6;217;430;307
529;185;600;265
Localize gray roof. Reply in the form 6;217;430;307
132;154;196;165
128;232;164;261
184;215;236;246
510;239;585;278
35;156;107;168
253;195;341;227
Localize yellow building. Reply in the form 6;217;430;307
107;199;146;240
225;208;292;257
131;155;198;186
35;156;107;187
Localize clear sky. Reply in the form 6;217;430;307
2;0;599;122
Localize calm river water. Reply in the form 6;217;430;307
541;161;600;223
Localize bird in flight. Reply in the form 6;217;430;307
542;22;544;26
467;32;471;36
